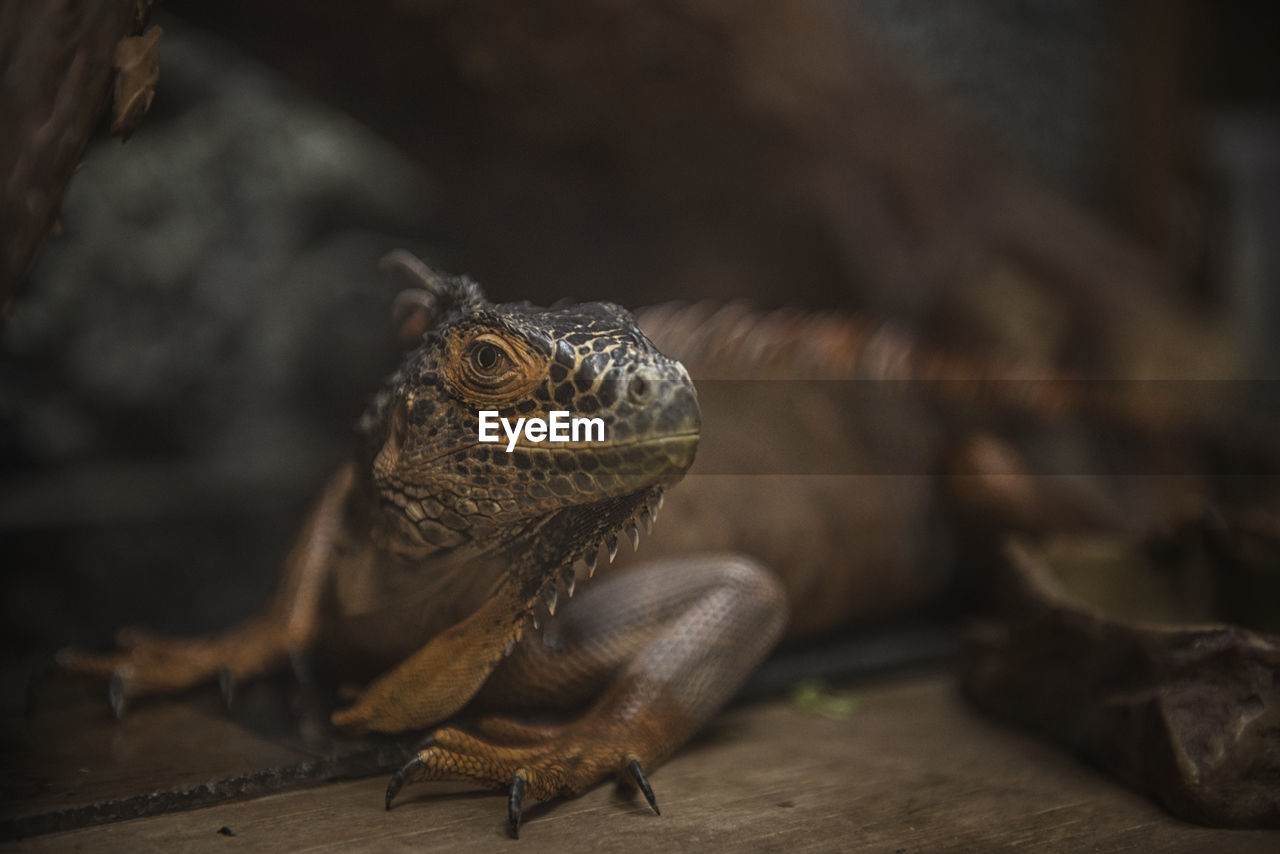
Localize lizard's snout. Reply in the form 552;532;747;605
631;362;700;484
651;376;700;439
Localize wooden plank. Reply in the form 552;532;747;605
0;625;952;839
8;673;1276;852
0;661;410;839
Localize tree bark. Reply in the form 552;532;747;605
1;0;156;317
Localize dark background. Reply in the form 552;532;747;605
2;0;1278;652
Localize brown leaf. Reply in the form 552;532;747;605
111;25;162;140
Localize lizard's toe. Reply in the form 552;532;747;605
381;717;663;833
108;671;128;719
55;618;292;718
508;770;527;838
385;755;424;810
626;757;660;815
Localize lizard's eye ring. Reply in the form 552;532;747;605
471;341;502;372
460;335;525;391
446;329;540;404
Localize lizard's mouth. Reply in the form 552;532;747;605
634;430;700;474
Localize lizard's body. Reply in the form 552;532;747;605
60;254;1259;834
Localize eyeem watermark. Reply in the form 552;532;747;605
478;410;606;452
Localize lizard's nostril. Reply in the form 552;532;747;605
629;374;650;403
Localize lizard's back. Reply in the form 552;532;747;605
630;304;958;641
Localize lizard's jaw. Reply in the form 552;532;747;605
505;379;696;626
502;483;667;631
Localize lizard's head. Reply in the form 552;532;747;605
359;252;699;573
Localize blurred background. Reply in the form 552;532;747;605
2;0;1278;653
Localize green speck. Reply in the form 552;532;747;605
790;678;860;720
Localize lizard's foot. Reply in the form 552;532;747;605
384;712;663;838
377;554;788;835
56;617;294;717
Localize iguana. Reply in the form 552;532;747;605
57;251;772;836
58;251;1278;835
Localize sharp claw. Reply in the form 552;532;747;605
386;755;424;811
508;771;527;839
218;666;236;711
108;672;127;720
627;758;660;816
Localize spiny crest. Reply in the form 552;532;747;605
382;249;486;343
520;486;667;637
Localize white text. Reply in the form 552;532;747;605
478;410;606;452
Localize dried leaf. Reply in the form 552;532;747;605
111;26;163;140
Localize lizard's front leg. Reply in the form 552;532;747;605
329;578;535;733
384;554;788;836
56;463;355;714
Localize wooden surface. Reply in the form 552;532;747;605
6;671;1276;852
1;659;410;840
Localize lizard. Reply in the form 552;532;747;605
57;250;781;837
56;251;1278;835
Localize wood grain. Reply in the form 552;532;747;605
8;673;1276;852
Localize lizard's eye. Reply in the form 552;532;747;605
470;342;503;373
461;334;522;393
445;329;541;404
